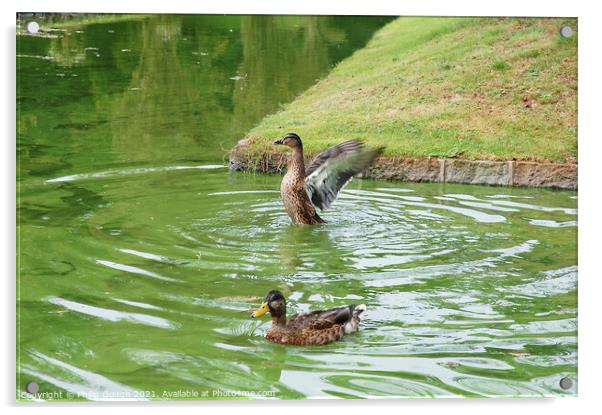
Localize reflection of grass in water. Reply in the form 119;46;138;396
17;14;149;32
233;15;344;129
47;33;86;67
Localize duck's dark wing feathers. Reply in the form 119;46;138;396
289;305;358;330
304;140;382;210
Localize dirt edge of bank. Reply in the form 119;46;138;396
229;140;577;190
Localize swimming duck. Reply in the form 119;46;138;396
273;133;382;224
251;290;366;345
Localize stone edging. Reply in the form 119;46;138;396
229;140;577;190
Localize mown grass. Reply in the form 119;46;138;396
242;17;577;162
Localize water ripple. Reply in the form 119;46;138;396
96;259;177;282
22;351;144;401
46;164;226;183
47;297;177;329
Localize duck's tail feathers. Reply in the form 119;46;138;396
344;304;367;334
354;304;367;319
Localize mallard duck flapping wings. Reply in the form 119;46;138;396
273;133;382;225
251;290;366;345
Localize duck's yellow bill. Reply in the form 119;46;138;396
252;302;269;318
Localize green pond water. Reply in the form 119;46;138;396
17;15;577;400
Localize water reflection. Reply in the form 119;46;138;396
111;16;204;162
233;16;345;128
48;32;86;67
18;14;390;170
277;223;348;273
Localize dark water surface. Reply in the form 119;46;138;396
17;15;576;400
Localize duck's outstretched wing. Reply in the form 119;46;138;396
304;140;382;210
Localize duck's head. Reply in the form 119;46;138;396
273;133;302;149
251;290;286;318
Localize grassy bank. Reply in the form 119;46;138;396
240;17;577;163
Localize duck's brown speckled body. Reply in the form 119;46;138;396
252;290;366;345
273;133;382;225
280;147;325;224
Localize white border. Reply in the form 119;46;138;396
4;1;601;414
3;0;585;17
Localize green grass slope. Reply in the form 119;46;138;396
243;17;577;162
